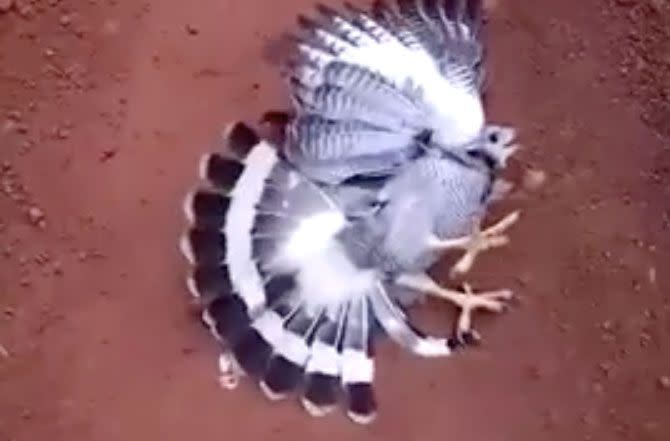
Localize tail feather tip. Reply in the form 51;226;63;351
185;274;201;299
182;190;196;224
347;409;377;425
259;380;289;402
301;397;337;417
345;383;377;425
179;232;195;263
197;153;214;182
224;121;260;159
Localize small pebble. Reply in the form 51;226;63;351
52;261;64;276
600;320;614;332
27;206;46;227
100;148;117;162
598;361;614;378
648;267;656;285
592;381;604;395
526;365;543;380
185;24;199;35
658;376;670;390
59;14;72;26
523;169;547;191
102;19;121;35
55;127;70;140
6;110;21;121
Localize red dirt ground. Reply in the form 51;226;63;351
1;0;669;440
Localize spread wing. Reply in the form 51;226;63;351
272;0;487;184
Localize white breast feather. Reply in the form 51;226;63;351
297;242;377;312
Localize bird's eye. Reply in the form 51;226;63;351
488;132;499;143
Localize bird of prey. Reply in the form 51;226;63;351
180;119;519;424
268;0;519;185
179;0;522;425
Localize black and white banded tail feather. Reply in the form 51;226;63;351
180;121;382;423
340;295;377;424
301;298;378;423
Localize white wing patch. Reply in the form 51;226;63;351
296;15;484;145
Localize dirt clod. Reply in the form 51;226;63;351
26;206;46;228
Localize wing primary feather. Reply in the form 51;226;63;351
315;3;378;46
296;14;353;55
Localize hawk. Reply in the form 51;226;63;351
180;0;521;425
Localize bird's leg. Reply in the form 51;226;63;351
428;210;520;277
396;273;513;344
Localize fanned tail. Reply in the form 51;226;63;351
180;122;382;424
180;122;464;425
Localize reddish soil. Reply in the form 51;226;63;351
1;0;669;440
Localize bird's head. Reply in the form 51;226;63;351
463;125;520;171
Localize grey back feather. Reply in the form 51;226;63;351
335;150;492;274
